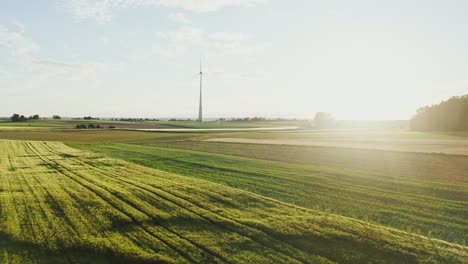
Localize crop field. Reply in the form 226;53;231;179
0;129;200;143
226;130;468;140
206;137;468;155
3;140;467;263
73;143;468;245
143;140;468;183
0;125;467;263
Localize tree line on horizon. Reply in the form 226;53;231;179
10;114;39;122
10;114;40;122
410;94;468;131
10;114;61;122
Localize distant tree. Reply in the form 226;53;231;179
11;113;21;122
83;116;100;120
29;114;40;120
53;115;61;119
410;94;468;131
313;112;335;128
75;124;96;129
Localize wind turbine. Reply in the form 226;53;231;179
195;60;203;122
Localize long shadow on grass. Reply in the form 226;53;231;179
107;215;461;264
0;231;170;264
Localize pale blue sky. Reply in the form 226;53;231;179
1;0;467;119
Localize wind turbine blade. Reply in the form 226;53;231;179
192;73;200;79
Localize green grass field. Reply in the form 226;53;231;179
72;143;468;245
3;140;467;263
141;140;468;183
0;123;467;263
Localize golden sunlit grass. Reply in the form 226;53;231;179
74;142;468;245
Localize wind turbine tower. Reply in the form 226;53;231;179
197;60;203;122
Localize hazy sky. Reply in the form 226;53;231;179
1;0;467;119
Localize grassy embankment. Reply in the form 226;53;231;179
2;140;467;263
